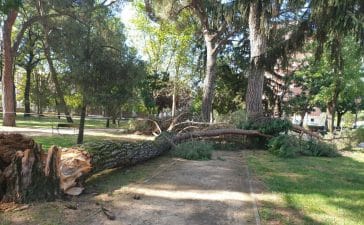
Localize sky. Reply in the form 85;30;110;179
117;2;148;60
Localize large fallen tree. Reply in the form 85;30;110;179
1;118;323;203
0;128;272;202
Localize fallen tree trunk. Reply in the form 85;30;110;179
1;129;270;201
60;129;271;195
292;125;322;140
173;129;273;142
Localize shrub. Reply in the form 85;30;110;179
172;141;214;160
354;127;364;143
268;134;340;158
242;118;292;149
301;139;340;157
268;134;300;158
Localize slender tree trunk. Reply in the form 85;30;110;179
336;112;343;128
329;91;340;132
327;79;342;132
13;81;16;114
37;1;73;123
201;38;217;122
172;86;177;118
105;108;110;128
326;106;332;132
172;66;180;118
328;35;343;133
42;39;73;122
300;111;306;127
77;105;87;144
246;2;267;120
2;10;18;126
24;68;32;117
36;76;40;115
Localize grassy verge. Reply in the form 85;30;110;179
0;113;128;129
247;150;364;225
33;135;120;149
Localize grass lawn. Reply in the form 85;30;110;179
33;135;122;149
247;150;364;225
0;113;128;129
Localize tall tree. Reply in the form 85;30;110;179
132;2;195;117
16;27;42;117
35;0;75;122
1;2;19;126
49;1;142;143
245;1;268;120
144;0;245;121
243;0;363;121
288;36;363;130
1;0;66;125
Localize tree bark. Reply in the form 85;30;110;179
2;10;18;127
201;38;217;122
172;87;177;118
64;128;272;186
292;124;322;140
326;105;333;132
328;35;343;133
24;67;32;117
77;105;87;144
327;87;341;133
21;29;40;117
299;111;306;127
246;2;267;120
336;112;344;128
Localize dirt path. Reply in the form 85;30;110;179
1;151;259;225
90;151;259;225
0;126;154;140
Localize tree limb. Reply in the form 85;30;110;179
12;14;61;55
173;129;273;143
292;125;322;140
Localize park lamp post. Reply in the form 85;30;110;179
354;97;362;128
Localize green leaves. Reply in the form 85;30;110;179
287;35;364;116
243;118;292;136
0;0;22;14
268;134;339;158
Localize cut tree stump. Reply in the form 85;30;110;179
0;134;61;203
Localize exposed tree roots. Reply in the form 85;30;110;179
0;134;60;203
